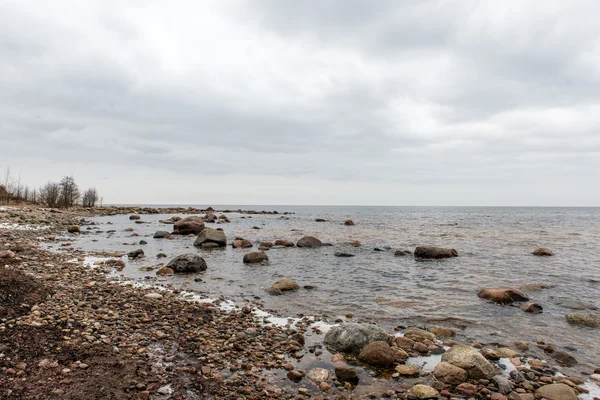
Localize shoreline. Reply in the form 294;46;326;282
1;205;599;399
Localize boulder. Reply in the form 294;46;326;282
156;266;174;276
334;252;354;257
272;278;299;291
260;241;274;248
204;213;217;223
67;225;80;233
275;239;294;247
296;236;322;248
173;216;205;235
129;215;140;220
344;219;355;226
243;251;268;264
410;385;440;399
334;365;359;384
166;254;207;273
404;327;435;342
547;349;577;366
324;323;389;354
0;250;15;259
358;341;395;366
395;364;420;377
521;302;543;313
194;228;226;248
153;231;171;239
430;326;455;338
441;345;496;379
565;313;600;328
496;348;520;358
532;247;553;256
414;246;458;259
127;249;144;259
434;362;467;384
232;238;253;249
477;288;529;304
535;384;577;400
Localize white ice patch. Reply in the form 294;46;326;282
0;223;50;231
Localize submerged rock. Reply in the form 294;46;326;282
265;287;283;296
394;250;411;256
521;302;543;313
334;365;358;384
358;341;394;366
127;249;144;259
173;216;205;235
232;238;253;249
324;323;389;354
271;278;299;291
414;246;458;259
166;254;207;273
296;236;322;248
532;247;553;256
477;287;529;304
565;313;600;327
243;251;268;264
194;227;226;248
441;344;496;379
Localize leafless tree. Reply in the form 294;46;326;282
82;188;99;207
39;182;61;208
58;176;80;208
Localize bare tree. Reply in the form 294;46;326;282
82;188;99;207
39;182;61;208
58;176;80;208
2;167;12;204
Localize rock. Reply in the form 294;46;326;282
334;365;359;384
358;341;395;366
590;374;600;382
243;251;268;264
565;313;600;327
105;259;126;268
232;238;253;249
260;241;274;248
173;216;205;235
274;239;294;247
441;345;496;379
194;227;226;248
272;278;299;291
265;287;283;296
344;220;355;226
128;249;144;259
481;348;501;360
145;292;163;299
153;231;171;239
0;250;15;259
456;383;478;396
434;362;468;384
497;348;520;358
296;236;322;248
521;302;543;313
394;250;411;256
166;254;207;273
395;364;420;377
477;288;529;304
307;368;329;384
519;284;553;292
492;375;513;394
352;240;361;247
404;327;436;342
410;384;440;399
556;299;598;310
547;349;578;366
532;247;553;256
392;347;409;361
67;225;80;233
430;326;455;338
414;246;458;259
324;323;389;354
395;336;415;351
535;384;577;400
334;252;354;257
156;266;174;276
287;370;303;382
315;218;327;222
129;215;141;220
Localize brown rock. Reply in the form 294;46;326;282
271;278;299;291
243;251;268;264
358;341;395;367
344;219;355;226
414;246;458;259
67;225;80;233
260;242;274;248
275;239;295;247
430;326;455;338
410;384;440;399
477;287;529;304
456;383;477;396
535;383;577;400
232;239;253;249
532;247;553;256
296;236;322;248
334;365;359;384
173;216;205;235
434;362;468;385
395;364;420;377
521;302;543;313
0;250;15;259
156;266;174;276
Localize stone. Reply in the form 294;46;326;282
430;326;455;338
482;348;501;360
324;323;389;354
433;362;468;385
232;239;253;249
404;327;436;342
260;241;274;248
519;284;553;292
243;251;268;264
128;249;144;259
296;236;323;248
477;288;529;304
0;250;15;259
410;384;440;399
194;227;226;247
496;348;520;358
456;383;478;395
272;278;299;291
334;252;354;257
156;266;174;276
565;313;600;328
307;368;329;384
392;347;409;361
395;336;416;351
358;341;395;367
265;287;283;296
129;215;140;220
394;250;411;256
493;375;513;394
67;225;80;233
173;216;205;235
535;384;577;400
548;349;578;366
275;239;295;247
145;292;163;299
166;254;207;273
344;220;355;226
414;246;458;259
441;344;496;379
521;302;543;313
532;247;553;256
395;364;420;377
153;231;171;239
334;365;359;384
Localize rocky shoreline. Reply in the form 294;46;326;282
1;205;599;399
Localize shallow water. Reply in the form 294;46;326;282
57;206;600;371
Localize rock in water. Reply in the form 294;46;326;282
307;368;329;383
173;216;205;235
166;254;207;273
441;344;496;379
532;247;553;256
67;225;80;233
344;219;355;226
565;313;600;328
275;239;295;247
535;383;578;400
271;278;299;291
324;323;389;354
394;365;420;377
414;246;458;259
334;252;354;257
434;362;467;384
153;231;171;239
521;302;543;313
547;349;578;366
265;287;283;296
334;365;358;384
232;238;253;249
243;251;268;264
477;287;529;304
358;341;395;366
296;236;322;248
410;385;440;399
128;249;144;259
129;215;140;220
194;227;226;248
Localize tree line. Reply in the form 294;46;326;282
0;167;102;208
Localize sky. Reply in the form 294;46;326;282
1;0;599;206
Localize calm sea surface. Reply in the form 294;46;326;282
63;206;600;370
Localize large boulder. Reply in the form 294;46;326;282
173;216;205;235
296;236;322;248
565;313;600;328
532;247;553;256
434;362;468;385
414;246;458;259
166;254;207;273
194;228;226;248
358;341;394;367
243;251;268;264
324;323;389;354
535;384;578;400
441;345;496;379
478;288;529;304
272;278;299;291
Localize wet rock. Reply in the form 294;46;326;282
404;327;435;342
194;227;226;248
156;266;174;276
335;365;359;384
259;241;274;248
414;246;458;259
287;370;303;382
532;247;553;256
395;336;416;351
139;240;147;245
535;383;577;400
128;249;144;259
243;251;268;264
315;218;327;222
392;347;409;361
173;216;205;235
565;313;600;327
232;238;253;249
0;250;15;259
394;250;411;256
275;239;295;247
395;364;420;377
307;368;329;383
497;348;520;358
67;225;80;233
477;287;529;304
492;375;513;394
324;323;389;354
166;254;207;273
296;236;322;248
521;302;543;313
433;362;468;384
153;231;171;239
129;215;140;220
272;278;299;291
410;384;440;399
519;284;553;292
547;349;578;366
265;287;283;296
344;220;355;226
352;240;361;247
441;344;496;379
456;382;478;396
145;292;163;299
358;341;395;367
430;326;455;338
334;252;354;257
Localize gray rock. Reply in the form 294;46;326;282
324;323;389;354
194;227;226;248
296;236;322;248
243;251;268;264
535;383;577;400
127;249;144;259
492;375;513;394
441;344;496;379
334;365;358;384
166;254;207;273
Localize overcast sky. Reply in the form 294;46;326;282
1;1;599;206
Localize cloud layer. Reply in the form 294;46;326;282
1;0;599;205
